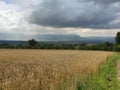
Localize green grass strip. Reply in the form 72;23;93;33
77;54;120;90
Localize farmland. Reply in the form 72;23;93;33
0;49;116;90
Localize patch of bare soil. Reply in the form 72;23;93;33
117;62;120;81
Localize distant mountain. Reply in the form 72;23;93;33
0;33;81;41
33;34;115;44
0;33;115;44
0;33;30;40
33;34;81;41
83;37;115;44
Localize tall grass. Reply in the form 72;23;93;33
77;54;120;90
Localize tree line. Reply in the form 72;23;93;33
1;32;120;51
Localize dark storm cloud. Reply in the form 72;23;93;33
28;0;120;29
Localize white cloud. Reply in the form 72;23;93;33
0;1;31;34
0;0;119;40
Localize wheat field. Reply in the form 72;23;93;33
0;49;114;90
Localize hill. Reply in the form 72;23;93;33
0;33;115;44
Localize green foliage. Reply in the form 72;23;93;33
113;45;120;52
28;39;37;47
1;40;120;52
77;54;120;90
115;32;120;44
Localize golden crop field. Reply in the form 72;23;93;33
0;49;114;90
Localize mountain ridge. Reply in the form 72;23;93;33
0;33;115;44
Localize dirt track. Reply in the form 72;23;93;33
117;62;120;80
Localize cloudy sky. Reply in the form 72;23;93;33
0;0;120;40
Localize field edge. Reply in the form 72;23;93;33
77;54;120;90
